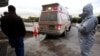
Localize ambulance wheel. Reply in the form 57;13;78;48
46;34;51;38
64;30;67;38
60;30;67;38
67;26;71;32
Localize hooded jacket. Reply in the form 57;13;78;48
77;4;98;56
78;4;98;37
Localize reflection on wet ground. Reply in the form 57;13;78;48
6;27;100;56
40;39;80;56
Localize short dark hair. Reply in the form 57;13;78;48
8;5;16;12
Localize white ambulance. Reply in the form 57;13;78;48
39;3;71;37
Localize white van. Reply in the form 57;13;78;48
39;3;71;37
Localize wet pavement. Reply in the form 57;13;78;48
2;26;100;56
7;27;81;56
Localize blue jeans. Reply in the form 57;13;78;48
8;37;24;56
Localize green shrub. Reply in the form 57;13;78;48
72;17;82;23
23;16;39;22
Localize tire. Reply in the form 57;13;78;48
66;25;71;32
64;30;67;38
69;26;71;31
60;29;67;38
45;34;52;39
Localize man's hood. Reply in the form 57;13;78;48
83;3;93;15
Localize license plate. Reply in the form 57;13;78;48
49;25;54;30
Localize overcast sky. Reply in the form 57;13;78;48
0;0;100;18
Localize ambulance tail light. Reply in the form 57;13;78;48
53;6;58;10
56;24;61;30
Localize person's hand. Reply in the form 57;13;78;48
80;23;83;26
75;23;81;28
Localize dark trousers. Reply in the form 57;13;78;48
8;37;24;56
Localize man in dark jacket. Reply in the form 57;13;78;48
1;5;26;56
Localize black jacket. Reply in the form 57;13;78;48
1;13;26;38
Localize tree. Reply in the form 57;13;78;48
72;17;82;23
23;16;39;22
